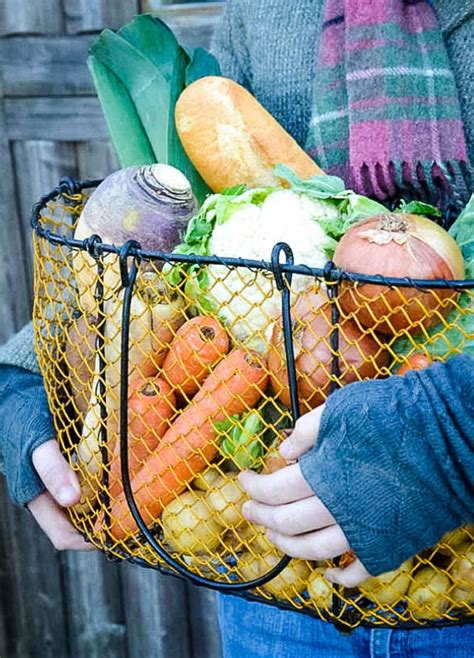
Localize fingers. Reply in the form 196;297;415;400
325;559;371;588
279;404;325;460
265;525;350;561
242;496;335;536
27;492;95;551
32;439;81;507
239;464;313;505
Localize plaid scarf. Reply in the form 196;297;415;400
305;0;471;212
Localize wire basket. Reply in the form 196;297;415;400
31;178;474;633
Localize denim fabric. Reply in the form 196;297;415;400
217;595;474;658
0;365;55;505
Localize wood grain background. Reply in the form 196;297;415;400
0;3;226;657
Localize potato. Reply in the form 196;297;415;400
448;542;474;589
307;567;334;611
359;559;413;607
407;567;451;619
161;491;223;555
205;475;247;526
436;526;474;556
192;466;222;491
238;552;310;599
234;521;277;554
451;585;474;608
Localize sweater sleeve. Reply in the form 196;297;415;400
432;0;474;168
0;365;54;505
210;0;253;91
299;354;474;576
0;323;40;374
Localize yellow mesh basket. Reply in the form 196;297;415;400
32;179;474;632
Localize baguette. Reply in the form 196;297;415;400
175;76;323;192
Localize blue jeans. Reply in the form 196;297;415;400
217;595;474;658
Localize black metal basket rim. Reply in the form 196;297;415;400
30;178;474;291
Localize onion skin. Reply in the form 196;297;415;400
333;213;465;335
268;290;389;412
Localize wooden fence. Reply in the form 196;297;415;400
0;3;227;657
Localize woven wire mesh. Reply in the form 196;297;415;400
32;182;474;632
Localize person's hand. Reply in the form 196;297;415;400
27;440;94;551
239;405;371;587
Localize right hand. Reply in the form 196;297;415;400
27;440;95;551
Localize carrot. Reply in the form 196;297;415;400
101;349;268;539
397;353;431;375
162;315;229;398
108;375;176;498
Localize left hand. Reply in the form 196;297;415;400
238;405;371;587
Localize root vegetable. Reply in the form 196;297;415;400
161;491;222;555
268;290;388;412
162;315;229;398
193;466;222;491
307;567;334;611
78;270;185;482
73;164;197;314
205;475;246;526
448;542;474;590
108;375;177;498
103;349;268;539
407;567;451;619
333;213;464;334
64;315;98;418
359;559;413;607
238;552;310;599
436;526;474;556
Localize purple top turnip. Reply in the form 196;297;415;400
77;164;198;251
73;164;198;313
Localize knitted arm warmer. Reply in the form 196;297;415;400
300;355;474;576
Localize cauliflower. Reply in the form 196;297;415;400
171;169;386;352
202;190;339;352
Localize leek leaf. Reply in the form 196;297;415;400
118;14;179;83
87;55;155;167
90;29;170;163
186;47;221;85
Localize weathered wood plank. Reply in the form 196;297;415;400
0;480;19;658
120;564;192;658
1;5;223;99
150;2;224;50
76;141;119;180
0;0;63;36
2;501;69;657
64;0;140;35
63;552;127;658
0;77;32;341
12;140;78;294
1;37;95;97
5;97;109;141
186;584;222;658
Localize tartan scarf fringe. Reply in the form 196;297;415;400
351;158;471;223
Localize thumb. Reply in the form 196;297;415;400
32;439;81;507
279;404;325;460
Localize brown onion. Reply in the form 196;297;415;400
333;213;464;334
268;289;389;412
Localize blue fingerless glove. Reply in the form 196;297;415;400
0;365;55;506
299;355;474;576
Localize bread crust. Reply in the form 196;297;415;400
175;76;323;192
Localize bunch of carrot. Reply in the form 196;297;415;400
102;315;268;540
